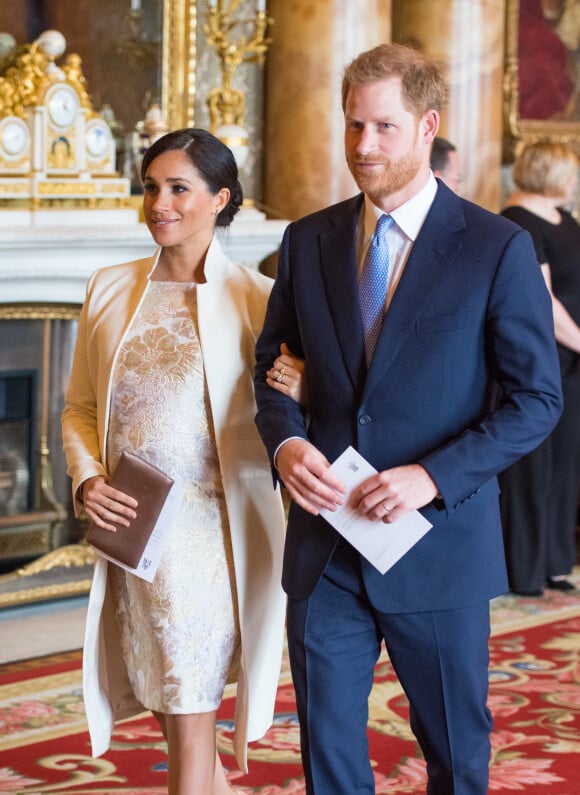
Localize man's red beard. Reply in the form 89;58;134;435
348;146;422;204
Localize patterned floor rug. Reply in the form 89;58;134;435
1;577;580;794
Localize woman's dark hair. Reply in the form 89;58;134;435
140;128;243;227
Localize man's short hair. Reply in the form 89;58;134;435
430;137;457;172
341;43;449;117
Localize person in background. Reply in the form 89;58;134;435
430;135;461;191
254;42;562;795
61;128;287;795
499;140;580;596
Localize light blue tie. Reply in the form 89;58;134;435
359;213;394;365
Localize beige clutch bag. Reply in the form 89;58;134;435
86;451;174;568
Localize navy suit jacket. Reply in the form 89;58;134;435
254;182;563;612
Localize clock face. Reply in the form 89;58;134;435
0;117;30;157
86;119;112;157
47;85;80;129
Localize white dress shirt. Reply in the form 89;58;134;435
359;172;438;312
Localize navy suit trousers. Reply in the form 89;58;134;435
286;539;493;795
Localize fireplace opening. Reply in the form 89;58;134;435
0;370;37;517
0;308;82;569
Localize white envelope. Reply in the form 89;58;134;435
320;446;433;574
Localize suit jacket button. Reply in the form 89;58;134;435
359;414;371;425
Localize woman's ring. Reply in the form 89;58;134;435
280;366;287;377
383;502;393;514
276;372;284;383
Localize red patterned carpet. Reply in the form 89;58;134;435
1;586;580;794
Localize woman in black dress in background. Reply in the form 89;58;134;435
500;141;580;596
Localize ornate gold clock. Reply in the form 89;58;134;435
0;30;129;206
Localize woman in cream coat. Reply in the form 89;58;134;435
62;129;286;794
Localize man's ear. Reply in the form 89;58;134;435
421;110;440;145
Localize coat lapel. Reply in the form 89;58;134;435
196;238;241;437
362;188;467;400
320;194;366;389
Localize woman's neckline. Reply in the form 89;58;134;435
149;279;197;285
504;193;563;225
508;205;564;226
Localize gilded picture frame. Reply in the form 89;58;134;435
504;0;580;159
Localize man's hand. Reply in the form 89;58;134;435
350;464;438;523
82;475;138;532
276;439;346;515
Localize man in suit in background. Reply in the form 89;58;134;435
430;135;461;192
254;43;562;795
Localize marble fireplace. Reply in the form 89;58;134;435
0;211;288;567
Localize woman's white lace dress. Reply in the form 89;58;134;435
107;282;239;714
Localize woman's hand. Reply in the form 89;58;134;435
266;342;308;407
81;475;138;533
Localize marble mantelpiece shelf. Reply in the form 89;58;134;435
0;215;289;305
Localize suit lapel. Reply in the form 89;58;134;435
320;195;366;389
363;188;466;400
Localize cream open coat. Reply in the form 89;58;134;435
61;237;286;772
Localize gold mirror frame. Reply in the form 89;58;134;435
504;0;580;159
162;0;197;130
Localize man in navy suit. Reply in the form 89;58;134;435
254;43;562;795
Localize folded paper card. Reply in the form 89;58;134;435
86;451;175;569
320;446;433;574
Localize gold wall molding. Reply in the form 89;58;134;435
163;0;197;130
0;304;80;321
